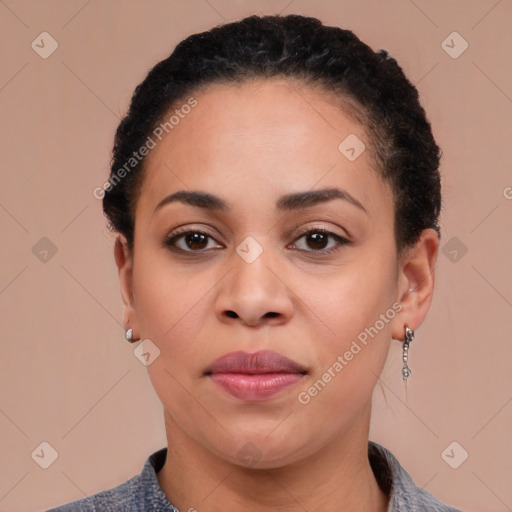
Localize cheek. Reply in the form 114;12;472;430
304;256;397;349
296;254;397;400
294;281;394;430
131;250;210;367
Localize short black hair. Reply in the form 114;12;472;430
103;13;442;255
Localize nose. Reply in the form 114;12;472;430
214;246;294;328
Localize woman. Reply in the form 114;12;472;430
49;13;464;512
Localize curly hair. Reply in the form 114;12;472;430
102;14;442;255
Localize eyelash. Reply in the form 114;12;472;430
162;226;351;256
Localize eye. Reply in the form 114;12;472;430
162;228;223;253
289;228;350;255
162;226;350;255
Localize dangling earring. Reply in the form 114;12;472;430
125;328;136;343
401;325;415;381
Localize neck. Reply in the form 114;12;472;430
157;404;389;512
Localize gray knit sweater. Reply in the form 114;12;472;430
46;441;464;511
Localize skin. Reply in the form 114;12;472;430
114;77;439;511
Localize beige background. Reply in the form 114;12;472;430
1;0;511;511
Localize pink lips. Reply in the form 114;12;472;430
204;350;307;402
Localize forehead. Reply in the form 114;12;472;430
136;77;392;222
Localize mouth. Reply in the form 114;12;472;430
204;350;307;402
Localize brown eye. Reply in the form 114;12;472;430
305;232;329;250
291;229;350;255
163;229;223;253
181;232;209;250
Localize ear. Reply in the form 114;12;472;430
114;234;139;340
391;228;440;340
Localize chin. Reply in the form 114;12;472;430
211;431;318;470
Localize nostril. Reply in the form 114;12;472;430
226;311;238;318
265;312;279;318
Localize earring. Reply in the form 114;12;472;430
125;328;136;343
401;325;415;381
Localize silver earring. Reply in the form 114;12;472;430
125;328;135;343
401;325;415;381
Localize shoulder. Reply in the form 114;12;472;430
45;448;179;512
369;441;466;512
45;474;140;512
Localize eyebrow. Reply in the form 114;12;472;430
153;187;367;215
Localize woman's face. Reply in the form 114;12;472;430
116;78;431;468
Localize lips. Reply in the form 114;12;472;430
204;350;307;375
204;350;307;402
